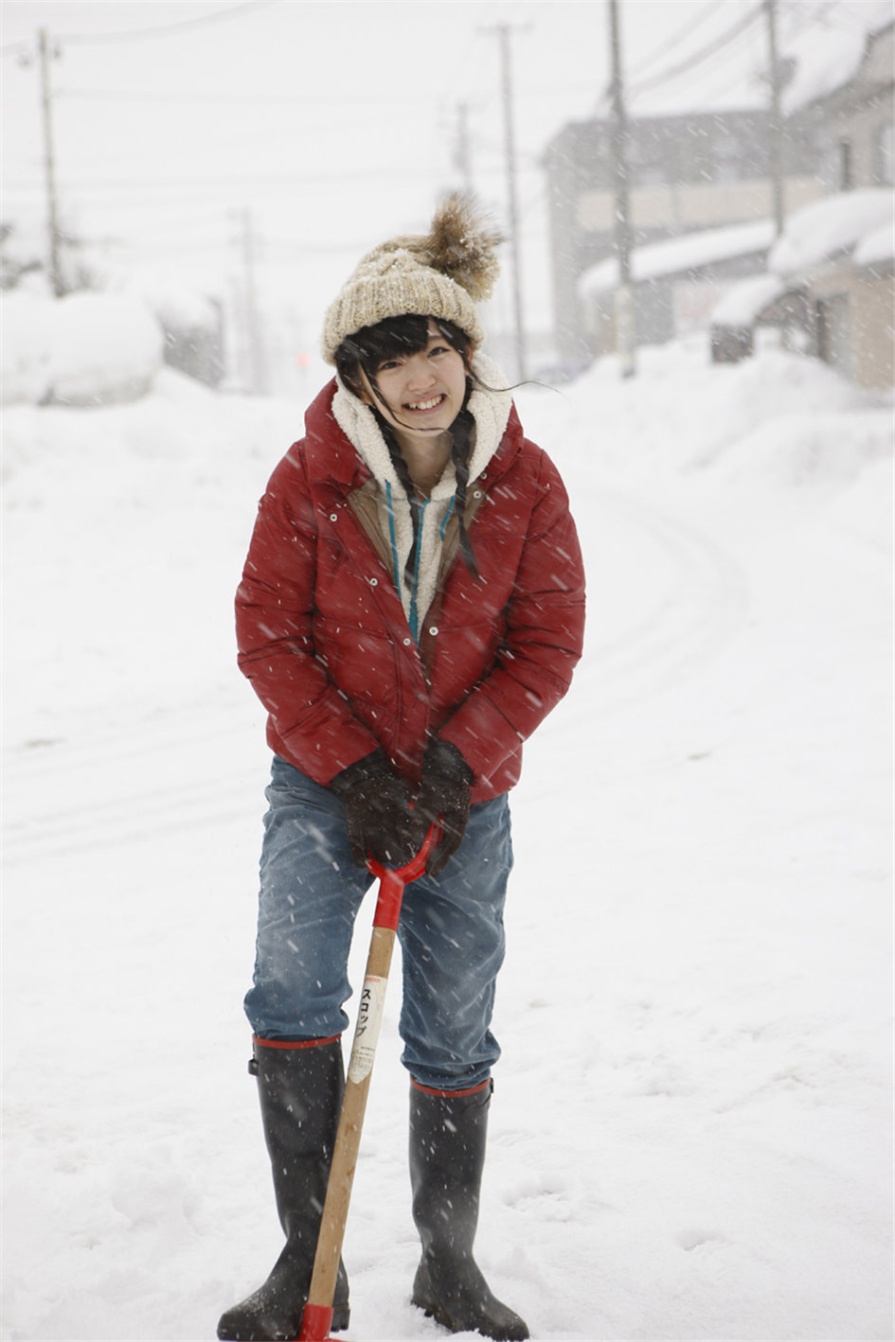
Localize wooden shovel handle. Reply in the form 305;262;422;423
299;922;397;1338
297;824;441;1341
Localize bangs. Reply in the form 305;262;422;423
334;315;471;396
341;314;432;371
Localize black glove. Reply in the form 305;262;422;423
414;738;473;876
330;749;423;868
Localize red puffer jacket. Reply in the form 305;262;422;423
236;380;585;802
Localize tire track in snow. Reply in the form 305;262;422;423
582;487;749;710
2;695;265;866
3;491;747;863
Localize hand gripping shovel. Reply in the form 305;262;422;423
297;824;441;1342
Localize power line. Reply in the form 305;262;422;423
627;0;728;77
117;236;368;259
53;81;601;107
593;0;842;116
656;0;843;110
262;239;382;256
57;2;275;45
779;0;841;37
54;87;422;108
6;164;444;190
2;163;448;209
629;15;766;110
797;0;884;36
628;4;764;99
0;2;273;57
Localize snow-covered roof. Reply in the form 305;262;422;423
710;274;789;328
769;189;895;277
853;220;895;269
782;1;893;116
580;219;775;297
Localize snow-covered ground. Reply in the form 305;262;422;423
2;337;892;1340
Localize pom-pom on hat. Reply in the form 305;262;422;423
322;194;502;365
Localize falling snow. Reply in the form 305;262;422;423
2;331;892;1340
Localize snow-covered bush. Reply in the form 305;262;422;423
0;289;55;404
46;292;164;407
2;290;165;407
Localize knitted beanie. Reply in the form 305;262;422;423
321;194;502;365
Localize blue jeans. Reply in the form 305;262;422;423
243;756;513;1090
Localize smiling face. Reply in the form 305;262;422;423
357;320;470;454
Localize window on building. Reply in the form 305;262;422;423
627;129;667;187
815;293;851;376
713;126;746;183
873;122;894;186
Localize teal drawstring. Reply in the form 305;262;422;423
384;482;425;645
385;481;401;590
440;495;455;541
384;487;455;646
408;497;429;644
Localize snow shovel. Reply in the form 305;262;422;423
297;823;441;1342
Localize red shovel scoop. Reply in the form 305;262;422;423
296;824;441;1342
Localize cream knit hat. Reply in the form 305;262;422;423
321;194;502;365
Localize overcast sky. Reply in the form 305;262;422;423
1;2;887;345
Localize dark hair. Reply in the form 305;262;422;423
334;314;479;577
334;313;472;396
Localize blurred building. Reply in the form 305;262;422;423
711;19;894;391
161;301;226;388
781;19;893;390
543;108;824;361
790;17;894;194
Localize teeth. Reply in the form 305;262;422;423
408;396;442;410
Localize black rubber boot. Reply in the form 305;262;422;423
217;1038;350;1341
409;1082;529;1341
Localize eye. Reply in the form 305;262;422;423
429;344;450;357
377;358;401;372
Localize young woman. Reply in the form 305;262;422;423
218;196;586;1342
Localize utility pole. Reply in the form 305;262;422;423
37;28;64;297
765;0;786;237
238;207;267;394
453;102;473;195
608;0;635;378
482;23;528;383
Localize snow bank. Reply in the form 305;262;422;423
0;290;164;408
47;291;164;407
769;189;895;277
783;0;893;115
0;290;54;404
2;340;892;1341
706;405;893;499
122;267;222;338
547;336;873;482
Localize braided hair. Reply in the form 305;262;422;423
334;314;481;578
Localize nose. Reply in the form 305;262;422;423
406;353;435;390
